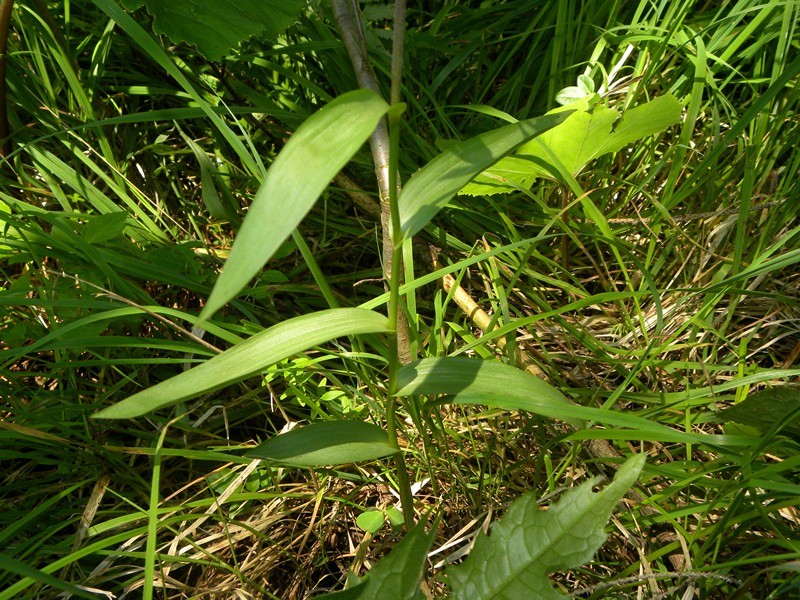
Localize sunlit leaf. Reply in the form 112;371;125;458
201;90;391;319
357;510;386;533
462;95;682;195
93;309;389;419
449;454;646;599
398;111;571;239
395;357;586;429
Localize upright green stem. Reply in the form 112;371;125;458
386;115;414;526
385;0;415;527
330;0;413;365
331;0;416;528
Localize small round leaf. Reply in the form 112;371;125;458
357;510;385;534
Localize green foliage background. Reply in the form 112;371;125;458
0;0;799;598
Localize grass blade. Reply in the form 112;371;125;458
0;554;98;600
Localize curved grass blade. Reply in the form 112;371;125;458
247;421;398;466
397;359;761;447
0;553;102;600
397;111;571;240
93;308;389;419
201;89;391;319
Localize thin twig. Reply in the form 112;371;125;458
571;570;741;598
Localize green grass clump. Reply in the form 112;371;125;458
1;0;799;598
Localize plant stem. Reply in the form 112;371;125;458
330;0;413;365
385;0;414;528
332;0;416;527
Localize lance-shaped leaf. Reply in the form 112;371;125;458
719;387;800;438
448;454;646;599
395;357;586;429
93;309;389;419
398;111;572;239
247;421;398;466
462;94;682;196
396;358;734;444
201;90;391;320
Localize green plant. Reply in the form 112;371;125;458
86;3;655;597
2;0;798;597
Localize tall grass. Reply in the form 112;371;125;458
1;0;798;597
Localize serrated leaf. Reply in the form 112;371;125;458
397;111;572;239
247;421;398;467
92;309;389;419
719;387;800;438
317;519;435;600
448;454;646;600
119;0;303;61
357;510;386;534
201;90;391;319
462;95;681;196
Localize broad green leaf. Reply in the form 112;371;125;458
394;357;586;429
448;454;646;600
82;212;128;244
317;519;435;600
93;308;389;419
462;95;682;196
318;582;366;600
398;111;572;239
119;0;303;61
719;387;800;438
386;506;405;528
577;74;595;94
247;421;398;466
555;76;595;106
201;90;391;319
555;86;589;106
357;510;386;534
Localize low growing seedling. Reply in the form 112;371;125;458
357;506;405;535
